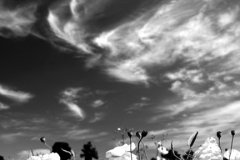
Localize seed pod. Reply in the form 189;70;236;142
142;130;148;138
136;131;142;139
217;131;221;139
187;131;198;148
40;137;46;143
128;131;133;138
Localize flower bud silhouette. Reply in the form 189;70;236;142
231;130;235;136
136;131;142;139
142;130;148;138
40;137;46;143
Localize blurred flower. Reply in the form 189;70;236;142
106;143;137;160
193;137;222;160
136;131;142;139
127;131;133;138
27;153;60;160
224;149;240;160
40;137;46;143
231;130;235;136
142;130;148;138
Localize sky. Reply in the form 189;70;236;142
1;0;240;159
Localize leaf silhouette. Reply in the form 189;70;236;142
187;131;198;148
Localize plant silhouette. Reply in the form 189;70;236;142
0;155;4;160
162;149;181;160
52;142;72;160
80;142;98;160
182;149;194;160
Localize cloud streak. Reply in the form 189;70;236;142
0;1;37;37
0;84;33;103
60;87;86;120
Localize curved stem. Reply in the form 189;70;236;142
218;138;222;153
186;148;191;160
130;137;132;160
44;142;52;151
137;138;143;160
141;141;149;160
229;135;234;160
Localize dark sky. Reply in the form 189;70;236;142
1;0;240;159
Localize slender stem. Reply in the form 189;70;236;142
137;138;143;160
130;137;132;160
141;141;149;160
44;142;52;151
172;151;182;160
186;148;191;160
218;138;222;153
229;135;234;160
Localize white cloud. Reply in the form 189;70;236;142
0;102;9;110
60;87;86;120
60;99;86;120
89;112;105;123
0;84;33;103
91;99;104;108
0;132;25;143
147;100;240;152
64;129;108;140
0;2;37;37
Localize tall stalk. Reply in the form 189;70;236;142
229;130;235;160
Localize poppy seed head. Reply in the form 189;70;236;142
40;137;46;143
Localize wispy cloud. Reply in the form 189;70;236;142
0;102;9;110
64;129;108;140
146;100;240;152
60;87;86;120
60;100;86;120
0;132;25;143
89;112;105;123
0;84;33;103
91;99;104;108
0;1;37;37
126;97;151;113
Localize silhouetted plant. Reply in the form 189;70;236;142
182;149;194;160
52;142;72;160
0;155;4;160
162;149;181;160
80;142;98;160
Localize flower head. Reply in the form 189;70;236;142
231;130;235;136
224;149;240;160
106;143;137;160
27;153;60;160
136;131;142;139
217;131;222;139
127;132;133;138
194;137;223;160
40;137;46;143
141;130;148;138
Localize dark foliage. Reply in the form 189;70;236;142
162;149;181;160
80;142;98;160
52;142;72;160
182;149;194;160
0;155;4;160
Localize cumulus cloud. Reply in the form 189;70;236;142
60;87;86;120
0;84;33;103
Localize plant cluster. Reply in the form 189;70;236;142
106;129;237;160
